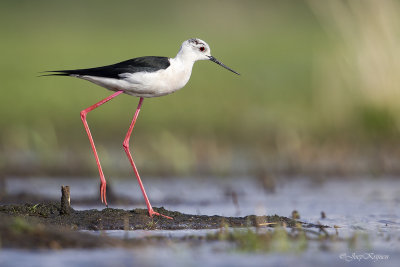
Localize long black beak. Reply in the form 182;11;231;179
208;56;240;75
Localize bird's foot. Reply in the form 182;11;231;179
149;209;173;220
100;182;108;207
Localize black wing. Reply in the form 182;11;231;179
44;56;170;79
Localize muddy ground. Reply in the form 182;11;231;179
0;201;327;249
0;181;330;250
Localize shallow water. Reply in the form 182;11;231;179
1;176;400;266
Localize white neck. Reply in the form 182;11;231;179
175;45;199;64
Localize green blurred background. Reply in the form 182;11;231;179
1;0;400;177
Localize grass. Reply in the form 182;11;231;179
206;224;374;253
0;214;374;253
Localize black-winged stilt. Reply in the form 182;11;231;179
44;38;239;219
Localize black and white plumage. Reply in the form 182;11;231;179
45;38;239;98
50;56;171;79
43;38;239;218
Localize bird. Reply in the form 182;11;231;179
44;38;239;219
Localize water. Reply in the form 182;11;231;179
1;176;400;266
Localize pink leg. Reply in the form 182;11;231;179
80;90;124;206
123;98;173;220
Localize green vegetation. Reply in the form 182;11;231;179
11;217;34;234
1;0;400;176
207;224;374;253
207;225;336;253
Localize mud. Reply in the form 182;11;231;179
0;203;325;230
0;202;327;249
0;214;126;249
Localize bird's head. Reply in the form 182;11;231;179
182;38;212;60
178;38;240;75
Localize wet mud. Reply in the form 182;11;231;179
0;202;327;249
0;202;324;230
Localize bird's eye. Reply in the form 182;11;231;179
199;47;205;52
